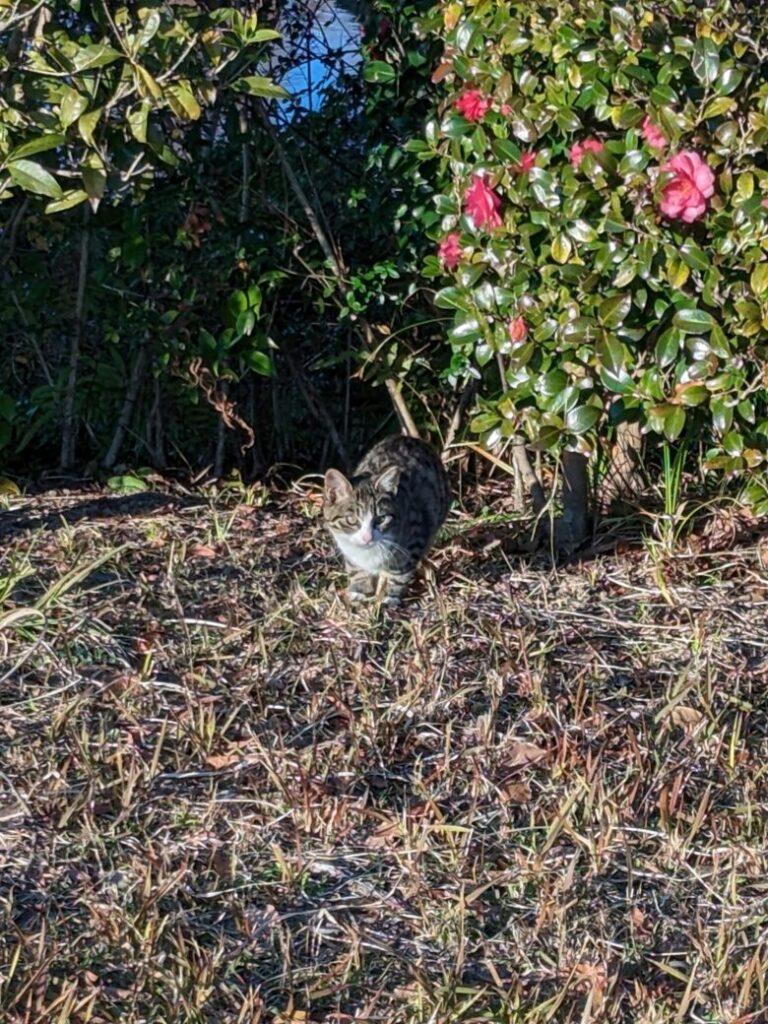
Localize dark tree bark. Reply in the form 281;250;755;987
102;338;148;470
60;210;90;470
600;419;644;509
555;450;590;549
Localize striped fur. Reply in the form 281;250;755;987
323;436;450;604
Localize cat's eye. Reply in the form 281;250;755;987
377;515;393;529
343;514;359;527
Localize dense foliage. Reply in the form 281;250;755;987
0;1;289;471
2;0;768;522
0;0;449;479
416;0;768;504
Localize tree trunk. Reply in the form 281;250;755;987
555;450;590;549
285;346;348;468
213;380;229;479
512;438;546;516
600;419;643;509
101;338;148;470
60;210;90;470
149;376;166;468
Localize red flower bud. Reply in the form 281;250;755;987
508;316;528;344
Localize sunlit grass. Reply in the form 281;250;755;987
0;486;767;1022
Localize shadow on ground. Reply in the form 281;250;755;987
1;486;767;1022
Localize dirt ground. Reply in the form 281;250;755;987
1;483;767;1023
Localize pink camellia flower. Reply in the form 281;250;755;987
658;151;715;223
508;316;529;344
464;174;503;229
455;89;491;123
512;150;537;174
761;197;768;209
438;232;462;270
570;137;604;169
499;103;513;116
642;116;666;150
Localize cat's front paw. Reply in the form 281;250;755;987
347;587;375;603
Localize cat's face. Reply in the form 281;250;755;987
323;467;399;549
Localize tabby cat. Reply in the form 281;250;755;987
323;435;451;604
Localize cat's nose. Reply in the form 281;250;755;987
358;527;374;545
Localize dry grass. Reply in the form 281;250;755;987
1;483;767;1024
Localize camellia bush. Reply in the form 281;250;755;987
412;0;768;530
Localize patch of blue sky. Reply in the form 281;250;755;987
277;1;361;111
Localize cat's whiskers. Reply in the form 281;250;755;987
376;536;410;559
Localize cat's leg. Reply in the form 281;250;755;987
381;569;414;606
345;561;377;602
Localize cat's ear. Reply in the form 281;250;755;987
324;469;353;503
374;466;400;494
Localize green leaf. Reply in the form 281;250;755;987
679;242;709;272
702;96;734;119
533;424;562;450
232;75;289;99
567;219;598;243
7;159;62;199
722;430;744;456
673;308;715;333
247;284;262;315
551;234;572;264
539;369;567;396
655;328;681;368
664;405;686;441
650;84;678;105
45;189;89;214
737;172;754;199
107;474;149;494
127;102;150;143
677;384;708;407
492;139;521;162
596;335;626;375
136;10;161;50
252;29;282;43
7;134;65;161
666;254;690;289
167;82;202;121
716;66;742;96
598;293;631;329
470;412;501;433
71;42;123;72
363;61;397;85
711;397;732;434
561;317;598;343
0;394;16;422
136;65;163;101
449;317;482;343
235;310;256;338
434;287;473;312
555;109;582;132
750;263;768;295
691;38;720;86
78;108;102;147
82;163;106;201
459;264;486;288
245;350;274;376
565;404;601;434
60;87;88;128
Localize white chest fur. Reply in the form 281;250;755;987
334;532;389;573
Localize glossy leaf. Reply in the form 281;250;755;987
7;159;63;199
673;308;716;333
